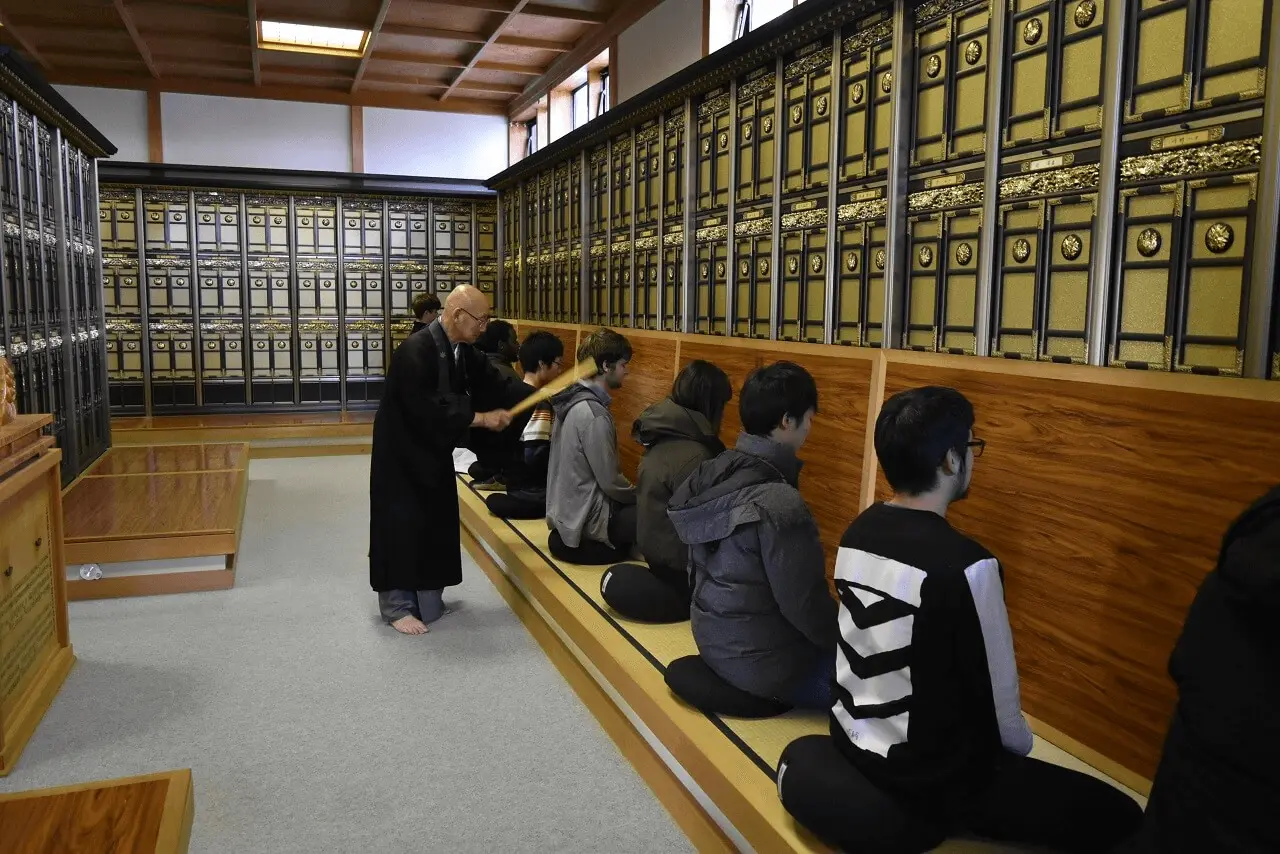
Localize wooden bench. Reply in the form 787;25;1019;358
457;477;1141;852
0;768;194;854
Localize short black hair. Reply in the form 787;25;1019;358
412;292;440;320
519;330;564;374
739;361;818;436
577;327;632;373
474;319;516;354
671;360;733;429
874;386;975;496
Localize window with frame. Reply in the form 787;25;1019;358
572;83;590;129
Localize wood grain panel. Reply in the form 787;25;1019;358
678;340;761;445
517;322;578;367
611;336;679;481
86;443;247;476
0;769;194;854
784;352;874;576
63;471;244;540
878;361;1280;781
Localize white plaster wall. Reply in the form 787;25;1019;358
160;93;350;171
616;0;705;104
362;107;507;179
52;85;149;161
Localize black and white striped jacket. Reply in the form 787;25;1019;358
829;502;1033;797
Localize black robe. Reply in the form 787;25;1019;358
369;319;521;592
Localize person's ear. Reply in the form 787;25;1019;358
941;448;959;476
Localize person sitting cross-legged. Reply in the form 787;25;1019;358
601;360;732;623
667;361;838;709
485;331;565;520
544;328;637;564
776;386;1143;854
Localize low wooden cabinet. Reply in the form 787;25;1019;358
0;414;75;776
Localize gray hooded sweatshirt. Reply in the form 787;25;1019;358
667;432;838;699
545;381;636;548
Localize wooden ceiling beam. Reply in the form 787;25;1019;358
369;50;542;76
522;4;607;25
248;0;261;85
351;0;394;93
129;0;245;19
45;69;508;115
0;9;50;67
378;23;569;52
441;0;531;100
508;0;664;117
425;0;606;23
378;23;487;44
494;34;571;51
113;0;161;78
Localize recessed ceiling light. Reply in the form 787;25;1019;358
258;20;369;57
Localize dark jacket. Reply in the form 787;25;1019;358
667;432;838;699
1133;485;1280;854
632;398;724;576
486;351;522;384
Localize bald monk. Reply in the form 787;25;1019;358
369;285;518;635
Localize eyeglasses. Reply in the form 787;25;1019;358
967;439;986;458
460;307;490;327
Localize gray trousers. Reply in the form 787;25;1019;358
378;589;445;623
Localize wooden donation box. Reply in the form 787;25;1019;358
0;414;75;776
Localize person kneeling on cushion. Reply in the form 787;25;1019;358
545;328;637;564
485;331;564;520
602;360;732;623
667;361;837;709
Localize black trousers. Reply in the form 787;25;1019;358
600;562;690;623
485;491;545;520
778;735;1143;854
548;505;638;565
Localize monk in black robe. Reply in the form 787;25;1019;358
369;285;517;635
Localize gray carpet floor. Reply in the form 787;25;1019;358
0;455;694;854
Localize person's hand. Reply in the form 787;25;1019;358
481;410;512;431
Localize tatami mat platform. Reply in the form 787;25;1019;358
457;477;1144;853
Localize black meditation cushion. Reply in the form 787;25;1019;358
547;528;628;565
664;655;792;719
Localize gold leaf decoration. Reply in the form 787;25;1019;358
999;164;1100;200
1061;233;1083;261
1013;238;1032;263
1120;137;1262;183
1205;222;1234;254
1137;228;1162;257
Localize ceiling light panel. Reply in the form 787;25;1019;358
259;21;369;56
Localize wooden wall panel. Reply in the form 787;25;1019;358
677;340;761;446
611;334;680;482
878;360;1280;781
784;351;875;575
517;322;578;366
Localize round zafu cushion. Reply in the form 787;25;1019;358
664;655;792;718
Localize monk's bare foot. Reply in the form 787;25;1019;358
391;615;429;635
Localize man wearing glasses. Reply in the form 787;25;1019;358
778;386;1141;852
369;285;520;636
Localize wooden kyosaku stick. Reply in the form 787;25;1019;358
506;357;598;417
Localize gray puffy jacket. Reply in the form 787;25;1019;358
667;432;838;699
